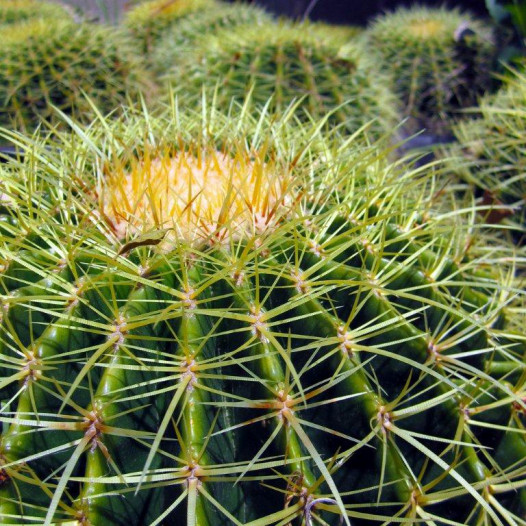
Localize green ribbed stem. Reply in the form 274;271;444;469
277;246;494;503
221;257;318;489
1;236;524;524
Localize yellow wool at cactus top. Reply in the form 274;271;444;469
102;149;294;246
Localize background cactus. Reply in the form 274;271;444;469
0;0;71;25
0;19;151;131
151;2;273;76
445;68;526;232
152;6;364;78
124;0;215;54
309;21;365;46
0;103;524;525
165;22;398;138
366;6;496;134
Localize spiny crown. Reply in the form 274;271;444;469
160;1;271;43
3;17;60;43
0;102;405;253
205;21;352;59
11;102;319;250
124;0;215;49
127;0;212;20
369;6;492;44
102;146;295;247
0;0;70;24
152;2;272;74
310;21;364;45
407;18;445;38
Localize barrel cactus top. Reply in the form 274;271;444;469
124;0;215;53
447;68;526;227
0;20;151;131
310;21;364;46
152;2;273;75
0;0;71;24
0;104;524;525
367;6;496;133
166;22;398;138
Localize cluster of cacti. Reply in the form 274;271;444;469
152;2;273;75
165;22;398;138
124;0;215;54
0;1;525;525
0;104;524;525
0;0;71;25
446;68;526;228
367;6;496;133
0;19;150;131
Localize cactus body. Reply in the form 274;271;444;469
166;23;398;138
367;6;496;133
152;2;273;76
0;20;150;131
310;21;364;46
447;69;526;228
0;106;525;525
124;0;215;54
0;0;71;25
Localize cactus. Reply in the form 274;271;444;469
152;7;364;78
124;0;215;54
0;103;525;526
446;68;526;230
0;0;71;25
165;22;398;138
310;21;364;46
151;2;273;76
367;6;496;134
0;20;151;132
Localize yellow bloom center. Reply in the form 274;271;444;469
101;149;293;247
408;19;445;38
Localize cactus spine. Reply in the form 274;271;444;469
0;105;524;525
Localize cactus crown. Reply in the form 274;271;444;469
0;0;70;24
152;2;272;75
407;18;445;38
3;18;56;43
369;6;492;45
125;0;214;52
0;103;524;525
102;146;294;246
310;21;364;45
128;0;210;18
